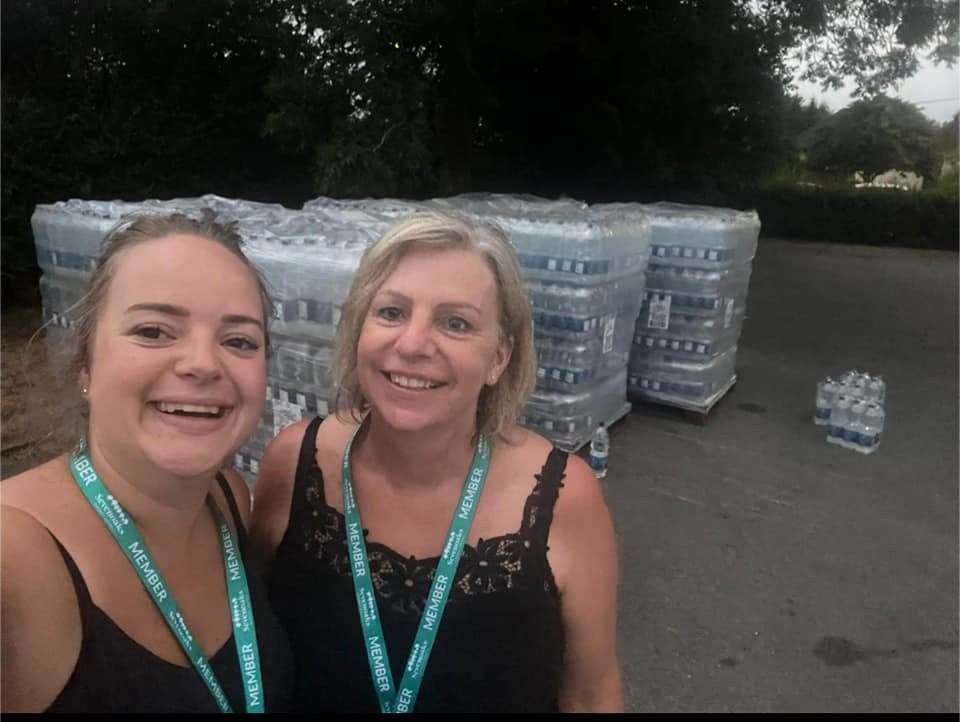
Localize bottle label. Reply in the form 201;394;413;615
723;299;735;329
588;452;608;471
602;314;616;353
648;294;672;330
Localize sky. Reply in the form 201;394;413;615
793;57;959;123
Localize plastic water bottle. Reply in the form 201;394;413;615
589;423;610;478
846;401;867;448
827;395;851;447
866;375;886;404
815;378;836;426
857;404;885;454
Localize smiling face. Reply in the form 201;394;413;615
84;233;267;480
356;246;512;436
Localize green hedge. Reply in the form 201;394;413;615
727;184;959;250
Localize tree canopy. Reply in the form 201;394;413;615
803;96;940;179
2;0;956;301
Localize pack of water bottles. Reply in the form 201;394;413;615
33;192;652;467
429;194;649;450
815;371;886;455
32;196;383;473
600;202;760;412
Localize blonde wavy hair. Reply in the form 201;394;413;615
332;210;536;441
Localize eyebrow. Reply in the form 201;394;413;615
125;303;264;329
375;290;483;316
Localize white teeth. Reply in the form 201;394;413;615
389;373;439;390
157;402;223;415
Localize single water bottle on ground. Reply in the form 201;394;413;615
589;423;610;479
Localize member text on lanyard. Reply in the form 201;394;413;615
68;444;265;713
341;421;491;713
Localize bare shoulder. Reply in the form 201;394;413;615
253;416;320;498
1;504;82;711
248;416;329;566
492;424;554;466
495;425;599;506
1;456;71;508
315;412;360;465
555;451;606;513
505;429;615;592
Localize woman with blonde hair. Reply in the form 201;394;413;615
250;209;622;713
1;212;293;712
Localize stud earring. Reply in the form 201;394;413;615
81;386;88;396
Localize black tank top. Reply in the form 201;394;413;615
46;474;294;713
268;417;568;713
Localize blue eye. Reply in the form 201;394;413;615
376;306;403;322
445;316;470;332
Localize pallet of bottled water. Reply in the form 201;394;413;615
430;194;650;286
33;193;652;467
427;195;650;450
627;346;738;411
306;194;652;452
599;201;759;414
519;370;632;452
815;370;886;455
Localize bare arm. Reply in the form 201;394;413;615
551;455;624;713
247;419;311;571
1;506;82;712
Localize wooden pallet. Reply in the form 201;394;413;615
628;375;737;426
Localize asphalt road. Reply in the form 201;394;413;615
604;239;959;712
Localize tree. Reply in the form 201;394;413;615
3;0;957;304
1;0;307;303
778;96;834;153
757;0;959;97
803;95;939;179
263;0;958;200
937;112;959;157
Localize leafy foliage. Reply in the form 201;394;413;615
1;0;309;302
731;181;959;249
3;0;956;304
802;95;940;178
759;0;959;97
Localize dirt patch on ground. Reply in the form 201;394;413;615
1;305;78;479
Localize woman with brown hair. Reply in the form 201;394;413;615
1;212;293;712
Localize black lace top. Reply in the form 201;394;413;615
267;416;568;713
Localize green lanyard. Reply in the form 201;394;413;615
68;443;265;713
341;421;491;714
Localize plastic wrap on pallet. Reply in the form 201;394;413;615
605;201;760;268
302;196;425;226
520;369;631;451
598;201;760;413
33;193;657;466
430;194;650;286
628;345;738;406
